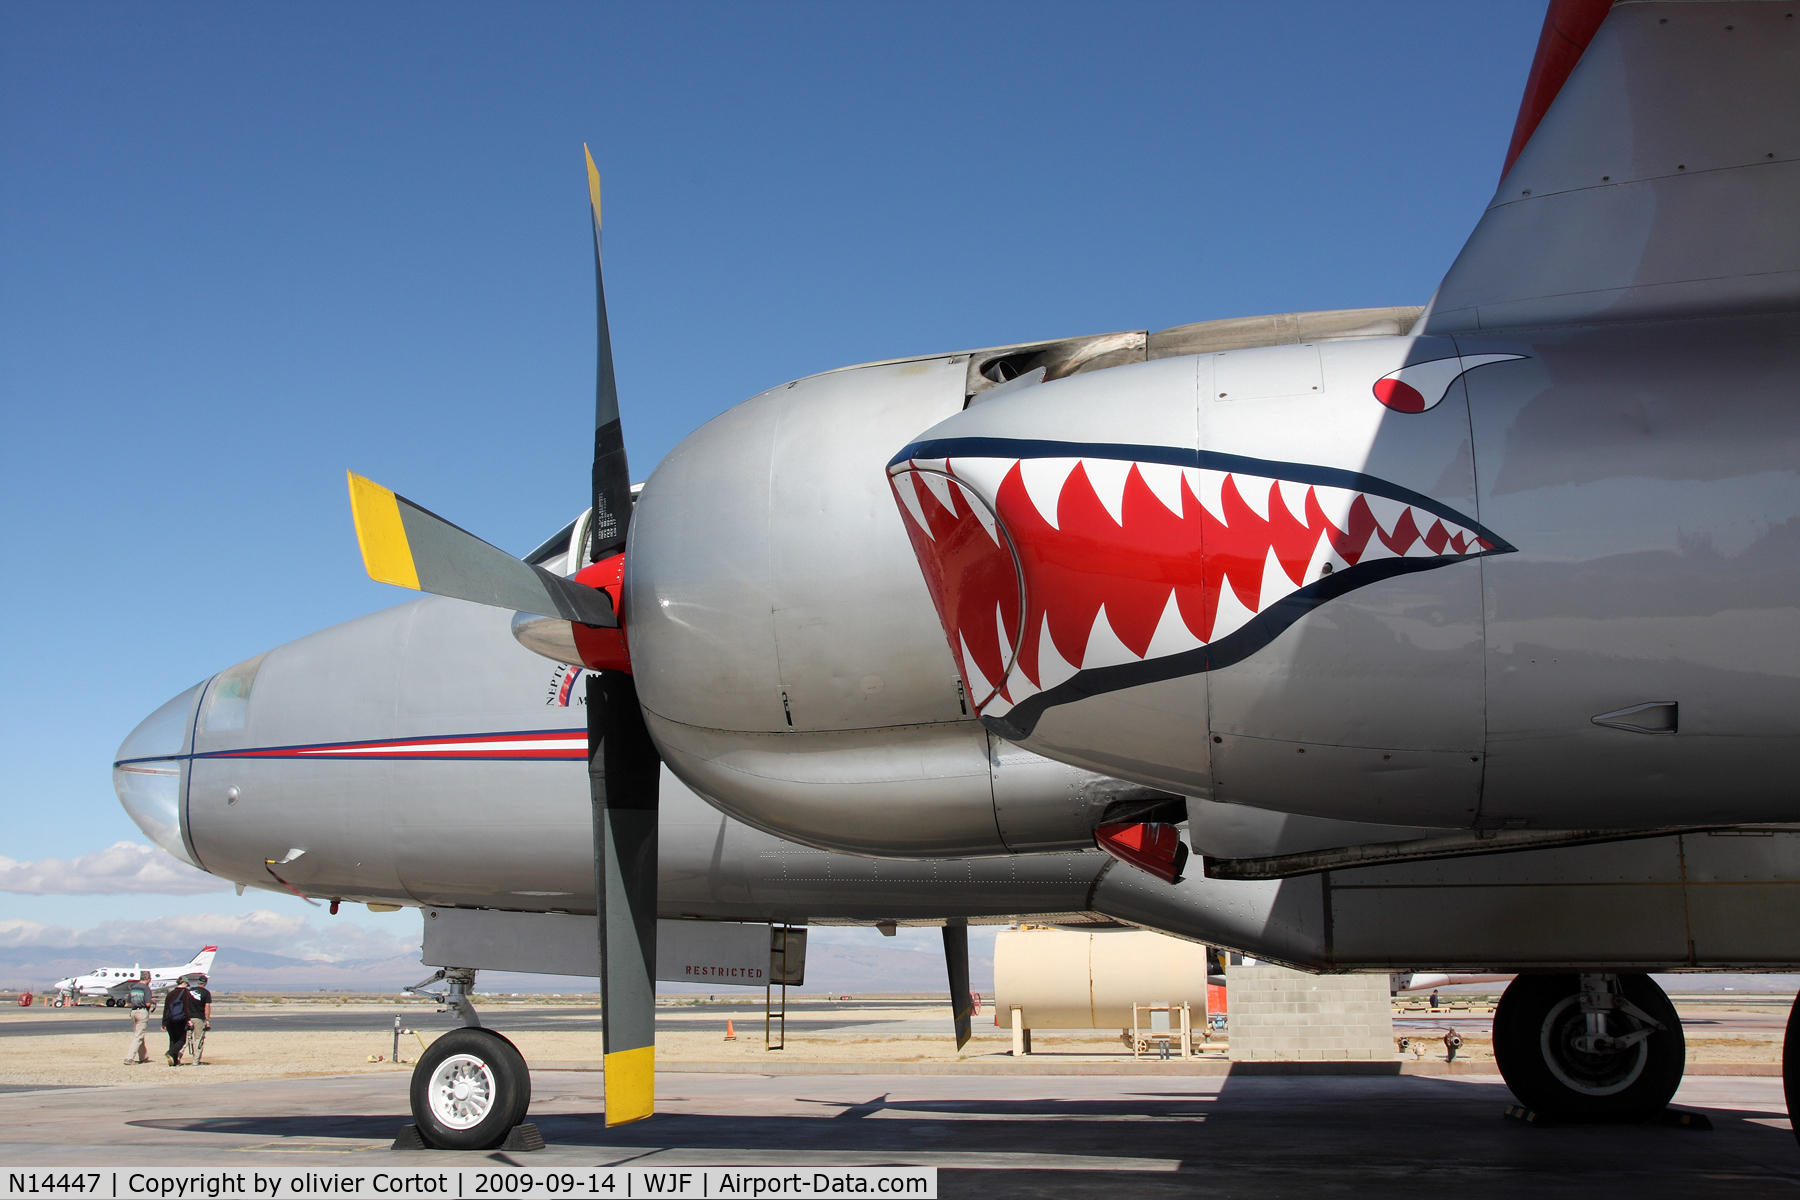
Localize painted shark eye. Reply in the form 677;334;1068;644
1373;353;1527;413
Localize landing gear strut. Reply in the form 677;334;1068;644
1493;973;1684;1122
403;968;532;1150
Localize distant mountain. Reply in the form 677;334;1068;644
0;939;996;998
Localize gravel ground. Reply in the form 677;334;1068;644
0;998;1778;1090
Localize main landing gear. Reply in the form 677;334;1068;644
404;968;532;1150
1492;973;1684;1122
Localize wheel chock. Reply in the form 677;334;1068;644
1652;1108;1713;1130
1503;1104;1556;1127
390;1124;543;1152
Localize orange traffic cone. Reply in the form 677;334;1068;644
725;1019;737;1041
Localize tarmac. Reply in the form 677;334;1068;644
7;996;1796;1196
5;1067;1800;1198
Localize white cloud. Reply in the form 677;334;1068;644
0;910;420;963
0;842;230;895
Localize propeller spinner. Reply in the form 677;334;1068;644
346;146;659;1130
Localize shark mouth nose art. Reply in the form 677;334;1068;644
888;437;1515;738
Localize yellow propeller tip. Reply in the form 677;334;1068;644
603;1045;655;1126
585;146;602;227
346;471;421;591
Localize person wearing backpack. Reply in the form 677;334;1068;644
161;978;195;1066
122;971;153;1065
183;973;213;1065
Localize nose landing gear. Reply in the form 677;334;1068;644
402;968;533;1150
1493;973;1684;1123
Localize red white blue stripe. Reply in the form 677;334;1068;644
189;729;588;762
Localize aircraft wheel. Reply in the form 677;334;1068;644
408;1028;531;1150
1494;974;1683;1123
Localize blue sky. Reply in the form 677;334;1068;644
0;2;1544;957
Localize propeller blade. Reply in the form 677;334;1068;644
942;922;973;1050
347;472;617;626
581;149;659;1127
588;671;660;1126
585;146;633;563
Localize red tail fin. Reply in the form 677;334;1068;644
1501;0;1615;182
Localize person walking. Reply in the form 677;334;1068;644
183;973;213;1064
122;971;153;1064
160;976;196;1066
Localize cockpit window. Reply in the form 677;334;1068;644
200;652;267;733
525;518;578;567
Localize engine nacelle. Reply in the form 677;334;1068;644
625;350;1171;856
891;318;1800;831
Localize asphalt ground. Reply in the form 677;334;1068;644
0;999;941;1039
12;995;1785;1040
3;1068;1798;1197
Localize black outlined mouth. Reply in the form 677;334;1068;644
889;436;1514;738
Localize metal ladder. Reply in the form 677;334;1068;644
766;926;792;1050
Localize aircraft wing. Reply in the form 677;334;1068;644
1425;0;1800;334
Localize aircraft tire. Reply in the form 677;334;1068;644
1493;974;1683;1123
409;1028;532;1150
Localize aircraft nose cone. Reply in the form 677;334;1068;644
113;682;206;869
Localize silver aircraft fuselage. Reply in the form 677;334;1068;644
115;590;1113;926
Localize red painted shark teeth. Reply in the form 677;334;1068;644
890;467;1023;707
890;453;1495;719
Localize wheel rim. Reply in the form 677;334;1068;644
1538;994;1649;1096
427;1053;498;1129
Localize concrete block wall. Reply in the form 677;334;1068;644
1226;965;1395;1061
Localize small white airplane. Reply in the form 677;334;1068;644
53;946;216;1006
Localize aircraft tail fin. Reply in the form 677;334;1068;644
187;946;218;975
1426;0;1800;334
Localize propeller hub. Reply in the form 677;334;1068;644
510;553;632;672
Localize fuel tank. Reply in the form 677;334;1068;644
891;315;1800;830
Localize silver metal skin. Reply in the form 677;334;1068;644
116;588;1800;970
1088;808;1800;972
619;311;1485;854
1424;2;1800;335
624;354;1168;855
119;592;1112;923
893;320;1800;830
